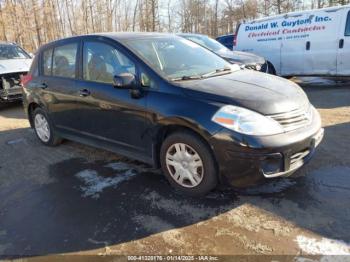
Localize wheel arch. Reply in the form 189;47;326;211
27;101;44;128
152;120;219;176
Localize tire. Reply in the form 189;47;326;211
32;107;62;146
160;131;218;197
267;61;276;75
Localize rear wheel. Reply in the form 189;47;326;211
160;131;218;196
32;108;62;146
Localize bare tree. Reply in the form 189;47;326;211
0;0;348;52
0;1;8;41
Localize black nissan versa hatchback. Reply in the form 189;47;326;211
22;33;324;196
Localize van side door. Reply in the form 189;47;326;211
302;9;341;76
280;14;309;76
337;9;350;76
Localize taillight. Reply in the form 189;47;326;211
233;37;237;47
21;74;33;87
233;24;240;48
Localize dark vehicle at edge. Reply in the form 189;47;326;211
179;33;275;74
22;33;324;196
216;34;235;50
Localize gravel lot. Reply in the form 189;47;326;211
0;79;349;259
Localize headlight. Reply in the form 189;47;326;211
212;105;284;136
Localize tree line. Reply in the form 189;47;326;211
0;0;349;52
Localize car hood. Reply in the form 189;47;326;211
0;59;32;74
178;70;309;115
216;49;265;65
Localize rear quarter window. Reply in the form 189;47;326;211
31;56;39;77
42;48;53;76
345;11;350;36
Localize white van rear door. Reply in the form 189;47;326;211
303;9;341;76
337;9;350;76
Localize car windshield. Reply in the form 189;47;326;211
125;37;234;80
0;44;30;60
183;35;228;52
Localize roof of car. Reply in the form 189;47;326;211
177;33;206;38
0;41;16;45
50;32;177;43
39;32;179;50
97;32;176;40
216;34;234;38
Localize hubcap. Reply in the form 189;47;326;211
34;114;50;143
165;143;204;188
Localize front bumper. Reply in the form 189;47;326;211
261;127;323;178
0;72;25;102
0;86;23;101
209;109;324;187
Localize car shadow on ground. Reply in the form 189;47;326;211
0;122;349;258
0;102;25;119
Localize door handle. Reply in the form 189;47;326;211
339;39;344;49
79;89;91;97
306;41;311;51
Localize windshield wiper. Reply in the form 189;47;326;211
171;66;232;81
201;66;232;78
171;75;203;81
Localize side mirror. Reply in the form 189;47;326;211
113;73;136;89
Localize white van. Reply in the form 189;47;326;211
234;5;350;76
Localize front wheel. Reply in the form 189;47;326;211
32;108;62;146
160;131;218;197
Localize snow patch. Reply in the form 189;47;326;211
105;161;158;174
6;138;26;145
76;168;138;199
296;235;350;255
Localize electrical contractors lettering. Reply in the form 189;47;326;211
245;15;331;40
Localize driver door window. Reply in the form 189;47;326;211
83;41;135;84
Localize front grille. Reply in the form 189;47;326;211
290;149;310;166
268;106;312;132
245;64;262;71
245;64;256;70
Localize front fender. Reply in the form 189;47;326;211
147;90;223;140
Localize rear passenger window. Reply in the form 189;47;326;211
52;43;78;78
42;48;53;76
83;41;135;84
345;11;350;36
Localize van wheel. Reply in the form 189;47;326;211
32;108;62;146
160;131;218;197
267;61;276;75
